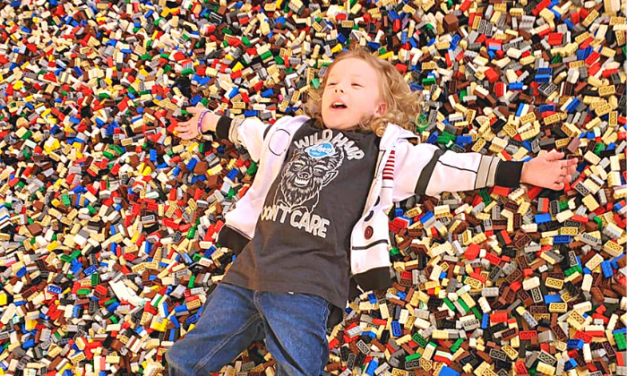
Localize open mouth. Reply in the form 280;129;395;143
330;101;347;110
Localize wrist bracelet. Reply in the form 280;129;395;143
197;109;211;135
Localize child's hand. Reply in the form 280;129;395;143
173;105;207;140
520;150;578;190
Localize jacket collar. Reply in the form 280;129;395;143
299;117;418;148
380;122;419;148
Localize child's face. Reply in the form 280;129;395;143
321;58;388;131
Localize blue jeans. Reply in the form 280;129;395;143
166;282;331;376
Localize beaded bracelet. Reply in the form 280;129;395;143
197;109;212;135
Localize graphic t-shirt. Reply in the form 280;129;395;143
222;120;380;311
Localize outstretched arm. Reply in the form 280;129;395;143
393;140;576;201
174;105;274;163
393;140;518;201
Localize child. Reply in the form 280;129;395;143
166;47;576;376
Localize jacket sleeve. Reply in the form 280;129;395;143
392;139;525;201
212;115;275;163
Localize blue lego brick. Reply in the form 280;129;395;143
228;87;239;99
368;294;378;305
451;35;461;48
601;261;614;278
567;339;584;349
190;95;203;105
174;305;188;315
564;358;578;371
186;158;198;171
577;46;593;60
365;359;379;375
539;104;555;113
544;294;563;304
438;366;461;376
16;267;26;278
169;315;180;328
226;168;239;181
537;67;553;75
553;235;571;244
419;212;434;224
426;131;439;144
84;265;97;276
22;338;35;349
48;285;62;294
106;302;119;313
482;313;489;329
391;321;402;337
186;314;199;326
456;135;473;145
191;175;206;184
566;98;580;113
509;82;524;90
534;213;552;224
367;42;380;51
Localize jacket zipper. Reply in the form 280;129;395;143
360;148;389;217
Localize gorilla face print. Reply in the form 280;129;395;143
275;142;345;213
258;130;367;239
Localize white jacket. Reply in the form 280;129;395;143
215;115;521;292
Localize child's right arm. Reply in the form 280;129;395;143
175;105;275;163
207;115;275;163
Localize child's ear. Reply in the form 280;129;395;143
374;101;388;117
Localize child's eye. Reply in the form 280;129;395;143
352;83;362;87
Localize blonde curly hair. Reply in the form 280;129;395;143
302;47;425;135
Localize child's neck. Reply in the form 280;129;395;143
323;124;368;133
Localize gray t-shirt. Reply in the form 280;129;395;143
222;120;380;311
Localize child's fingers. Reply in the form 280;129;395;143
186;106;205;113
561;164;576;175
566;165;576;175
174;124;191;133
551;181;565;190
178;132;194;140
545;151;565;161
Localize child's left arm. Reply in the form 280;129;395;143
392;140;577;201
